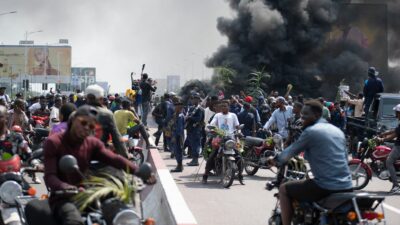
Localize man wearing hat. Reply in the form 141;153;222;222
185;92;205;166
43;105;155;225
263;96;293;140
363;67;384;116
0;86;10;107
377;104;400;194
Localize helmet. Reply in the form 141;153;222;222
393;104;400;112
125;89;136;101
11;125;23;133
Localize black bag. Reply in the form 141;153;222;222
152;103;165;118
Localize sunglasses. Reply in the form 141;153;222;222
77;118;96;130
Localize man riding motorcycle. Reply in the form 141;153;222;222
85;84;128;158
43;106;155;225
268;100;352;225
376;103;400;194
202;100;244;184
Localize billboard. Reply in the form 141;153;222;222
0;45;71;83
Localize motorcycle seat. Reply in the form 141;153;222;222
25;199;58;225
33;128;50;138
244;136;264;147
317;192;381;210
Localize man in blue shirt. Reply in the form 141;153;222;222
271;100;352;225
363;67;384;116
170;101;185;172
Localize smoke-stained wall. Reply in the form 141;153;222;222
207;0;396;98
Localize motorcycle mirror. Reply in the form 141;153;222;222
239;124;245;130
59;155;80;174
135;162;152;181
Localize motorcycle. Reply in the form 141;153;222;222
206;125;244;188
349;137;400;190
267;153;387;225
242;132;288;176
0;152;43;225
30;116;49;129
24;128;49;152
19;155;156;225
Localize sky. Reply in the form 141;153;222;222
0;0;232;92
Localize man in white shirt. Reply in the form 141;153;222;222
210;101;240;136
263;96;293;139
346;92;364;117
49;97;62;128
203;100;243;184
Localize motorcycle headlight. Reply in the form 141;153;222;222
0;180;22;204
273;134;282;144
225;140;235;150
113;209;141;225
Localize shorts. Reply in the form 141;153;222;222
285;179;352;202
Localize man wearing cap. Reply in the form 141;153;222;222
263;96;293;140
85;84;128;158
363;67;384;116
185;92;205;166
169;100;185;172
43;106;154;225
377;104;400;194
0;87;10;107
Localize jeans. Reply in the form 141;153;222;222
54;202;83;225
187;129;202;158
127;124;150;145
172;135;183;163
141;101;151;126
386;145;400;187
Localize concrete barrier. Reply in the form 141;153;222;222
141;148;198;225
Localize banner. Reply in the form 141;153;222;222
0;45;71;83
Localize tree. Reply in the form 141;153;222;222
246;67;271;99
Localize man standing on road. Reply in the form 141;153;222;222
0;87;10;107
140;73;157;127
185;93;205;166
363;67;384;116
263;96;293;140
49;97;62;129
377;104;400;194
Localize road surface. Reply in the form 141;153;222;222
148;123;400;225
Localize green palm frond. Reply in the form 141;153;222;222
73;171;136;212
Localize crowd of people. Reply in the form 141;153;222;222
0;65;396;225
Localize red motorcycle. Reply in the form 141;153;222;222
349;138;400;190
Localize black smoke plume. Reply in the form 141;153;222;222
207;0;399;98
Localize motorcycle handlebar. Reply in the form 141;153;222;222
53;189;79;195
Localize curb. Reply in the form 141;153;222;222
142;146;198;225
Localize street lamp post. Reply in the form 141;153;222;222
23;30;43;98
0;11;17;16
25;30;43;41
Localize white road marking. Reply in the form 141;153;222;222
383;203;400;215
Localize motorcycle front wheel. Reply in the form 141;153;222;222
222;160;236;188
244;150;259;176
348;161;370;190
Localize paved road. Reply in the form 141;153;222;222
147;123;400;225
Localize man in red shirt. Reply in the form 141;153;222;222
43;106;148;225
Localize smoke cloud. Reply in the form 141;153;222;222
207;0;399;98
